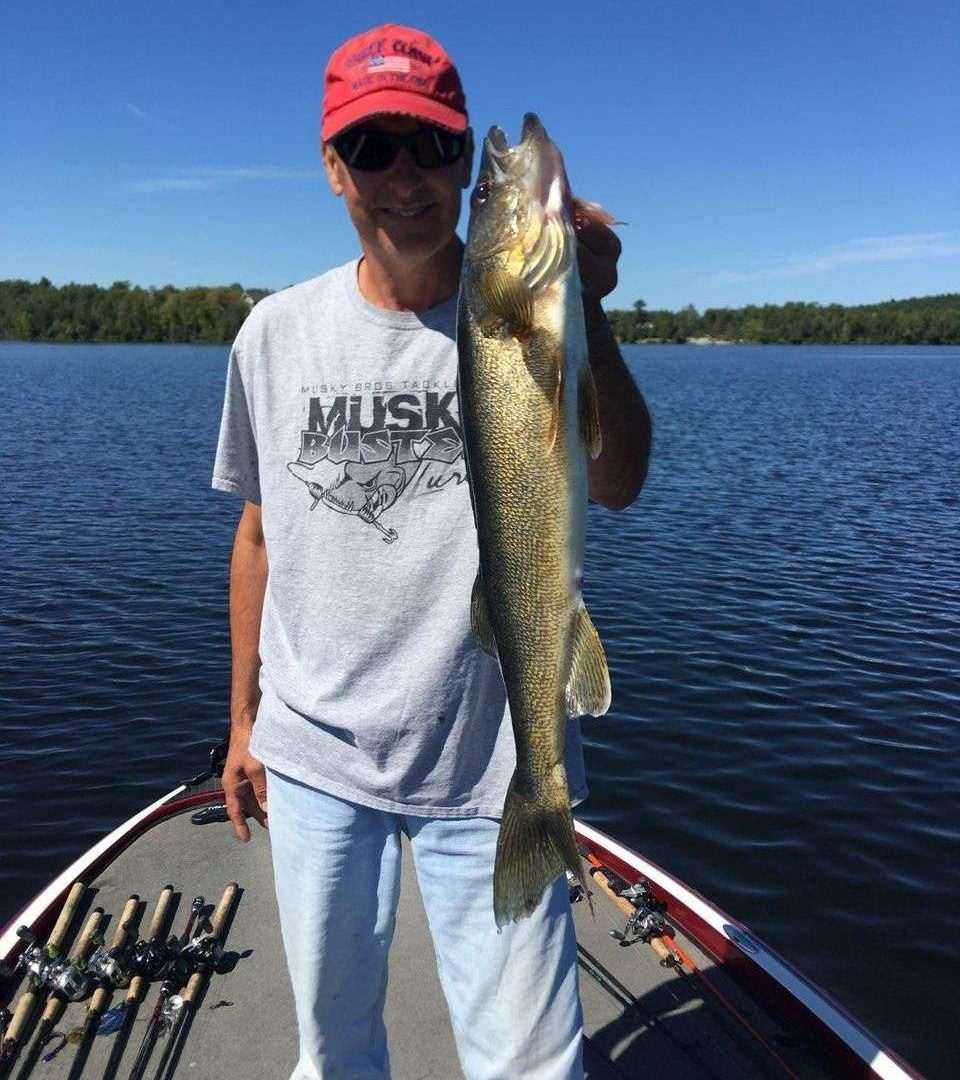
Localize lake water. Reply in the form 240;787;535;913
1;341;957;1078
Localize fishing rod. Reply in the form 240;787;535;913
101;886;175;1080
577;942;730;1080
580;849;801;1080
149;882;237;1080
126;896;205;1080
65;895;140;1080
11;907;104;1080
0;881;87;1078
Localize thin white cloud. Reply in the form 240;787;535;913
716;232;960;283
126;167;322;194
126;103;147;121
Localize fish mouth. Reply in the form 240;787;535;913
482;113;566;213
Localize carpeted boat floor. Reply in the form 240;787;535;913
17;806;813;1079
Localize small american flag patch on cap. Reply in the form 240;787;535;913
368;55;411;73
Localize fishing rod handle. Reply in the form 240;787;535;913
68;909;104;964
89;895;140;1014
1;992;37;1056
0;883;89;1060
110;895;141;950
145;887;174;942
179;883;237;1007
209;883;238;939
126;887;174;1004
45;881;87;958
39;909;103;1025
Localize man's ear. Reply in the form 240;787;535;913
322;142;344;197
460;128;474;190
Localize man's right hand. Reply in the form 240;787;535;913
223;727;268;842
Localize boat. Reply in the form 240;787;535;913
0;745;923;1080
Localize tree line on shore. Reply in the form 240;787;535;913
607;294;960;344
0;278;270;344
1;277;958;345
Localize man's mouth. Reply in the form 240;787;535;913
379;204;433;218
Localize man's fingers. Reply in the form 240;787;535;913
225;784;252;843
248;763;269;825
576;219;622;259
578;243;618;301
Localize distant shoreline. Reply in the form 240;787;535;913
2;279;958;346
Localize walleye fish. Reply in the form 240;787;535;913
457;113;612;926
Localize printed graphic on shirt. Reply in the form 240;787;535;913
287;381;467;543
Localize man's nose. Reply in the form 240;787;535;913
384;146;421;184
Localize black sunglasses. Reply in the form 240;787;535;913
333;125;466;172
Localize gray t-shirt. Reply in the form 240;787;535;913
212;258;585;817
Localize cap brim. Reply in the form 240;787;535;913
322;88;468;142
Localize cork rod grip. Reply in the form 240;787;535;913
209;883;238;939
3;990;37;1050
590;868;638;918
126;886;174;1004
145;886;174;941
180;883;237;1007
39;909;103;1024
110;895;141;950
69;909;104;963
1;883;87;1050
45;880;87;957
89;895;139;1014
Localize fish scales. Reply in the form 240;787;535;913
457;113;611;926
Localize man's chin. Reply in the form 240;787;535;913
374;225;456;262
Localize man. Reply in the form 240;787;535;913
213;23;651;1080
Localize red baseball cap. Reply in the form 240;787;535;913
321;24;468;143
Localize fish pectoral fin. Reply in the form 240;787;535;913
478;269;534;336
470;573;498;657
565;603;612;717
579;364;603;459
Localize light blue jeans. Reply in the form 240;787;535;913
266;768;584;1080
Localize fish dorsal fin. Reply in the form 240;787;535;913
523;214;572;293
470;572;498;656
579;364;603;459
478;269;534;336
565;602;611;717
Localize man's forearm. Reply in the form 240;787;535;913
229;522;268;732
585;300;652;510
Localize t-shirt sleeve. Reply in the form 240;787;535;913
212;340;261;504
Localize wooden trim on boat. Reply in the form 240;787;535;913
574;818;922;1080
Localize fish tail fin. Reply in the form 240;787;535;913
493;766;588;927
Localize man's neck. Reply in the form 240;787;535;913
357;238;463;313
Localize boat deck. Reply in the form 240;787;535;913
16;804;824;1079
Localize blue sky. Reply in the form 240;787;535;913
2;0;958;310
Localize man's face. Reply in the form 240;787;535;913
323;115;473;264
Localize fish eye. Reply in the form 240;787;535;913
473;177;491;203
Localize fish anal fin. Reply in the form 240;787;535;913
565;603;611;717
579;364;603;459
470;573;498;656
479;269;534;337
